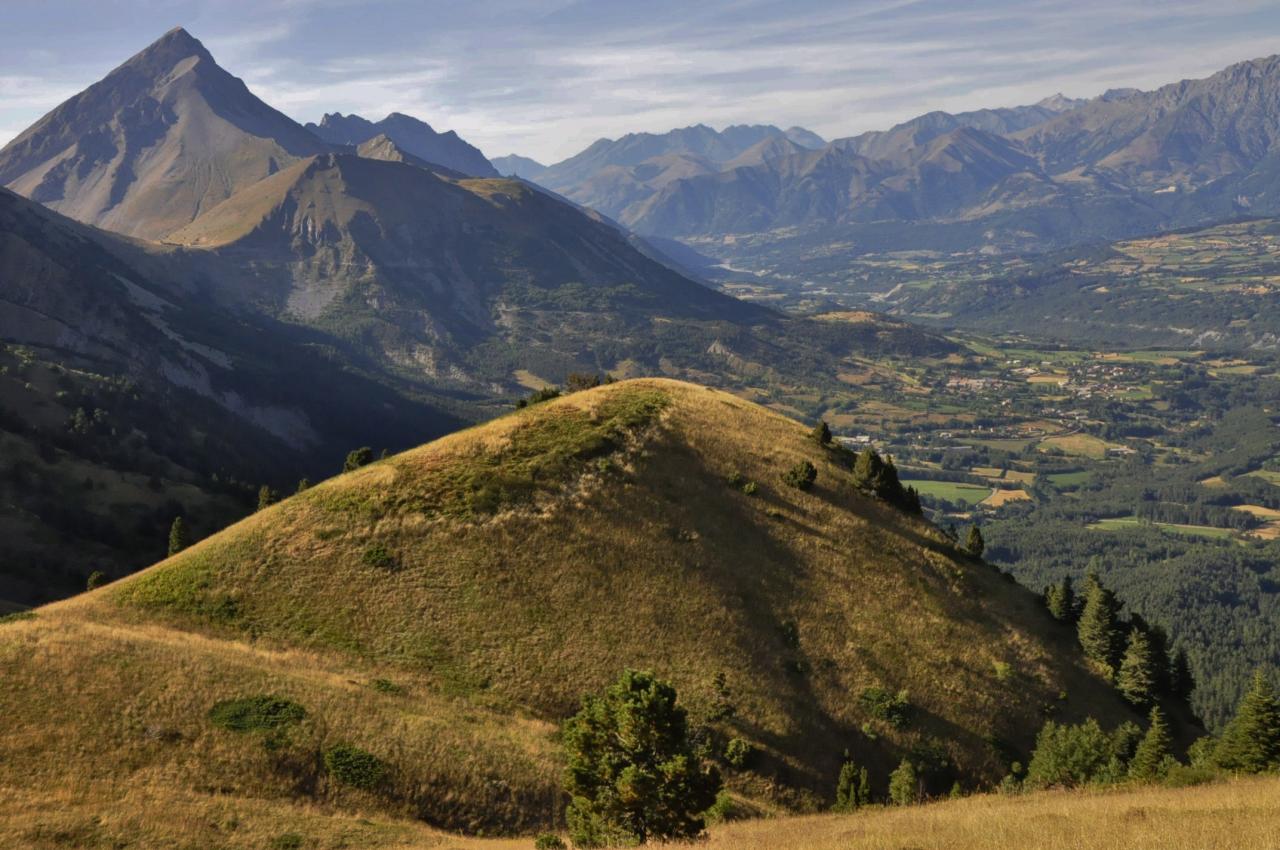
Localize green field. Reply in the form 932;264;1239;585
1087;517;1237;540
903;479;992;506
1245;469;1280;486
1046;470;1092;488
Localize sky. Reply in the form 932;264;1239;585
0;0;1278;164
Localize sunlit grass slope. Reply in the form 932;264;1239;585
2;379;1146;839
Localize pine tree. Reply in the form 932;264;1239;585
1045;576;1075;622
834;759;861;812
887;759;918;805
812;420;832;446
1117;628;1157;708
1128;707;1172;781
1170;647;1195;702
1077;577;1121;672
86;570;106;591
257;485;278;512
1213;670;1280;774
343;446;374;472
903;485;923;516
295;478;311;493
563;670;721;846
964;525;985;559
853;448;884;490
167;516;189;556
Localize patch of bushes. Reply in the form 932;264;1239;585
782;460;817;490
0;610;35;625
362;543;396;570
371;678;405;695
723;737;754;769
860;686;911;729
534;835;567;850
209;696;306;733
324;743;387;790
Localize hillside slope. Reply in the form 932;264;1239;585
1;380;1162;839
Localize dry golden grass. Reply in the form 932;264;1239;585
691;777;1280;850
5;774;1273;849
1;380;1168;841
982;488;1031;508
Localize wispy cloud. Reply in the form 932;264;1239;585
0;0;1277;161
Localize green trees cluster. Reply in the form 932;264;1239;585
852;447;921;515
833;756;871;812
1045;570;1192;710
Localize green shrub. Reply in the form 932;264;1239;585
362;543;396;570
860;687;911;728
727;470;747;487
0;610;35;625
86;570;107;591
208;696;305;733
534;834;567;850
782;460;817;490
270;835;304;850
742;481;758;496
371;678;405;695
343;447;374;472
1024;718;1114;788
324;743;387;790
724;737;753;769
888;759;919;805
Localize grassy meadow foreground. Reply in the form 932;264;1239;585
0;378;1176;845
2;777;1276;849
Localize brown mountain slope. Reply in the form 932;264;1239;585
0;27;327;239
0;380;1167;840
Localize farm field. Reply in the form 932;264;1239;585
1087;517;1238;540
902;479;993;505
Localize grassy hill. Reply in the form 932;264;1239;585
0;379;1165;841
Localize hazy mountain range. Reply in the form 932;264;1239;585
507;56;1280;256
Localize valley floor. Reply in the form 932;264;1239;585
5;776;1276;849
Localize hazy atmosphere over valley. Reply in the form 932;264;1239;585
1;3;1280;848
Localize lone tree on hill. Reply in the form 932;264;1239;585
343;446;374;472
812;420;832;445
256;485;278;512
1117;627;1157;709
1128;707;1172;781
563;669;721;847
1077;575;1121;672
964;525;985;559
167;516;189;557
1212;670;1280;774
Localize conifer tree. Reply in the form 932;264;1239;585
257;485;277;512
812;420;832;446
1117;627;1157;708
887;759;918;805
167;516;189;556
296;478;311;493
1128;707;1172;781
1077;577;1121;672
834;759;866;812
853;448;883;490
343;446;374;472
563;670;721;846
1213;670;1280;774
964;525;985;559
1170;647;1196;702
1045;575;1075;622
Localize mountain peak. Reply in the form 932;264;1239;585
125;25;212;69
